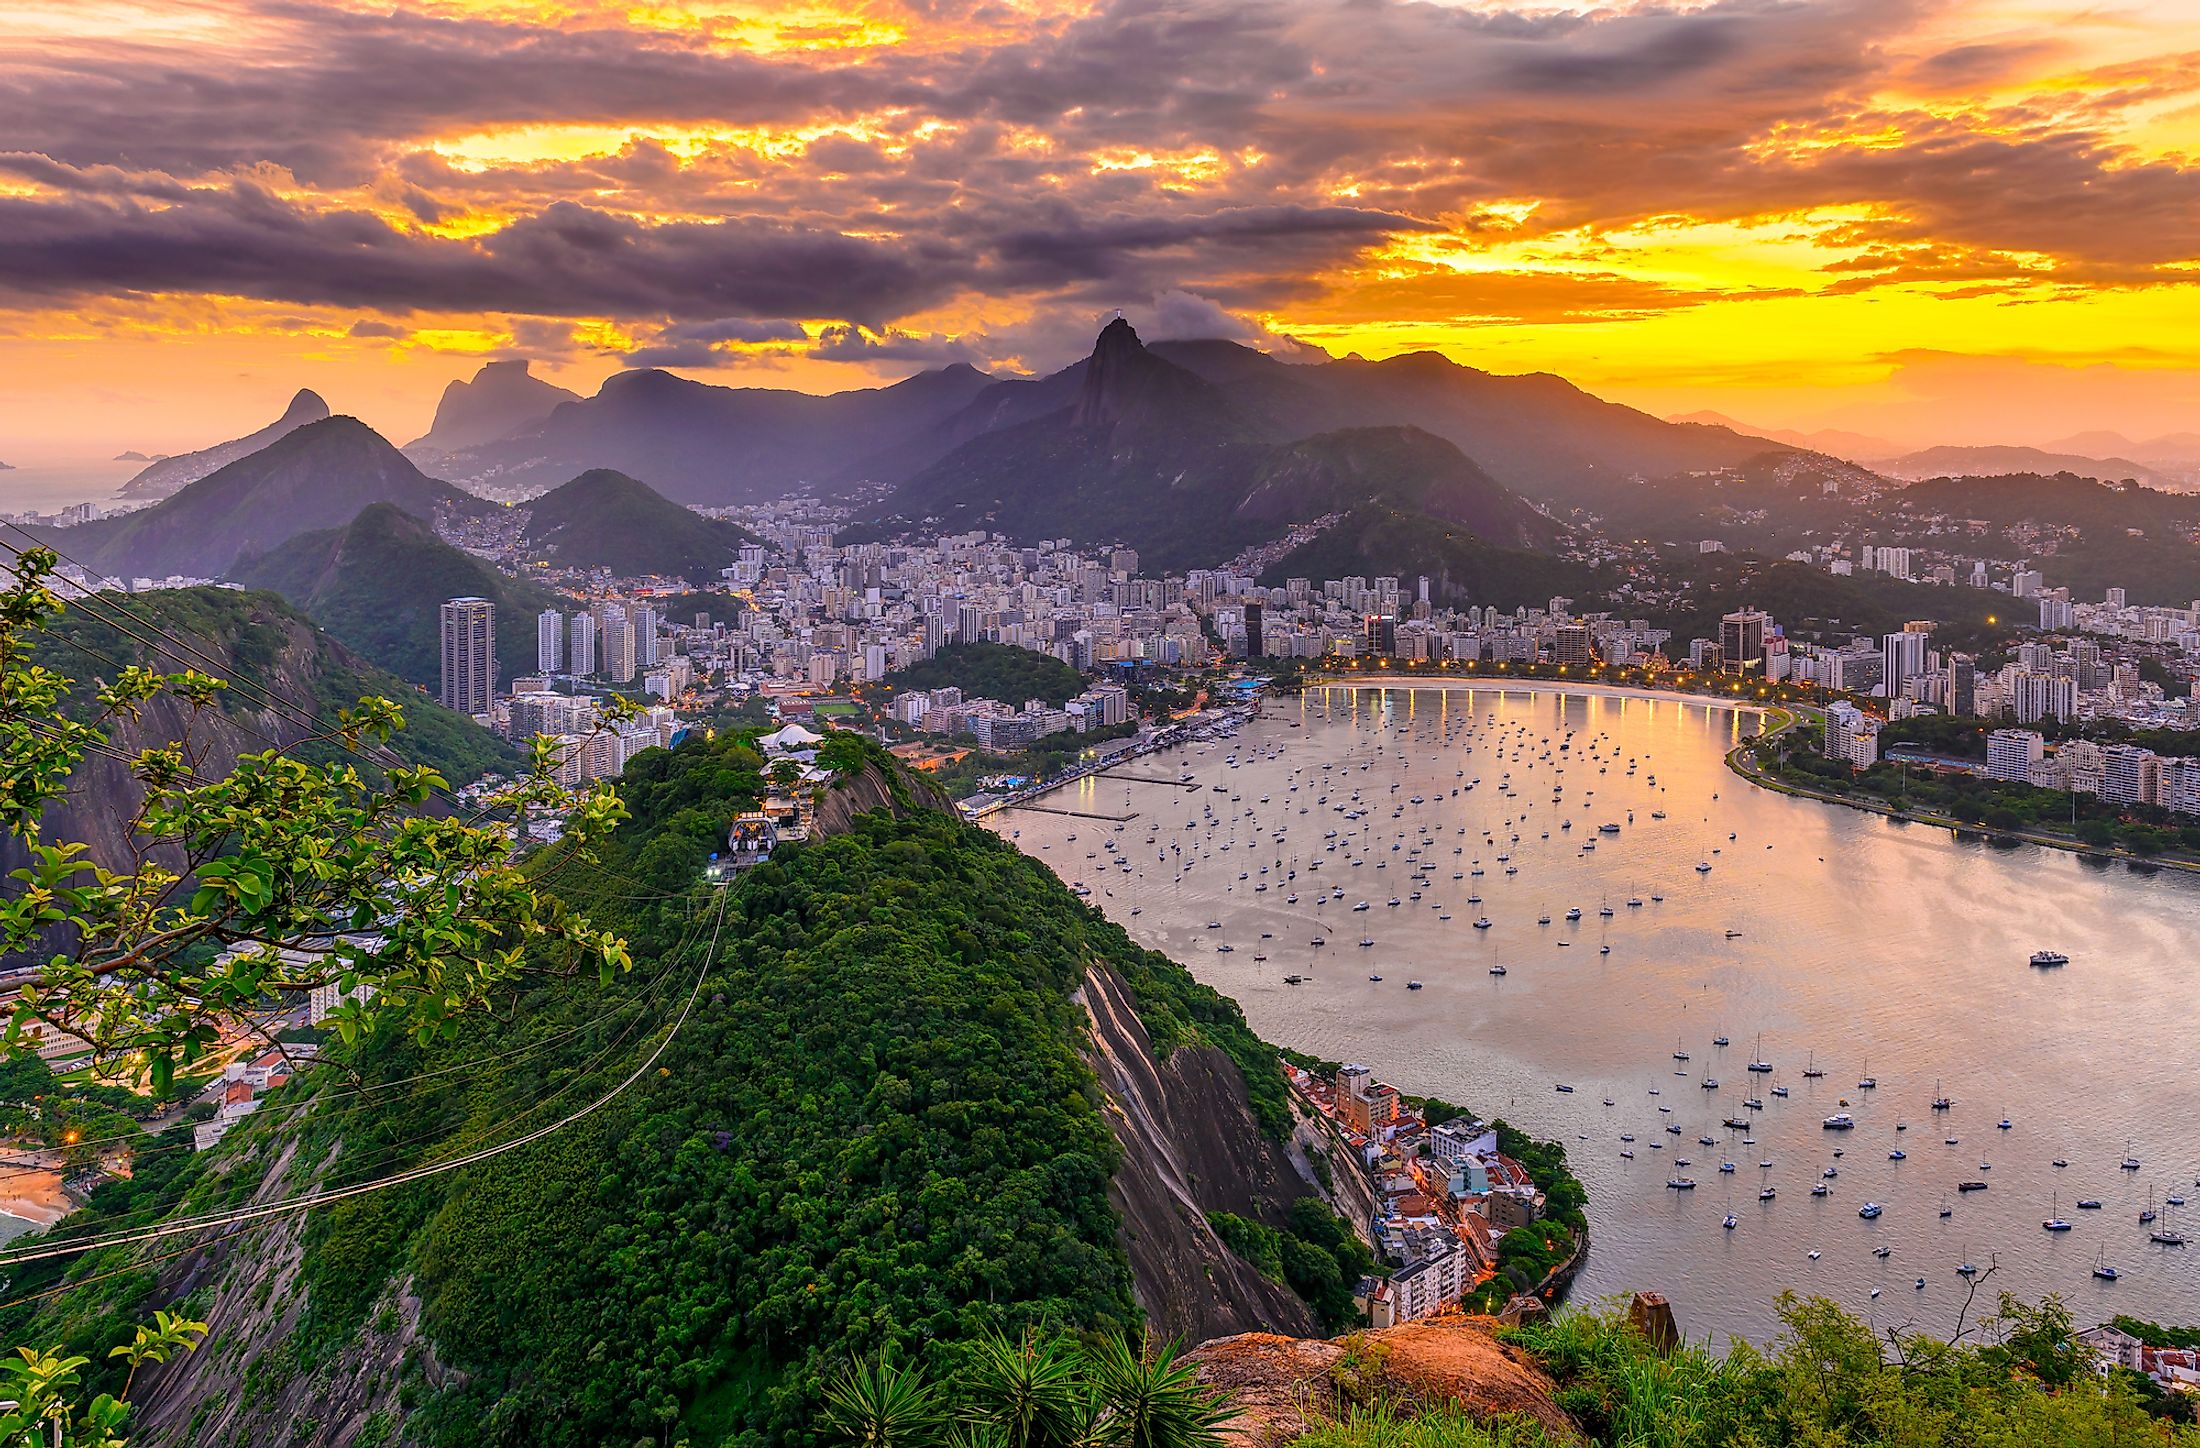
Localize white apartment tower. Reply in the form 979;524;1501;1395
537;608;564;673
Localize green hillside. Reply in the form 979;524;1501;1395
882;640;1086;706
29;584;512;783
231;501;562;689
1260;503;1604;611
8;734;1309;1446
521;469;760;581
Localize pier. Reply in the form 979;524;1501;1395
996;804;1139;821
1096;770;1200;789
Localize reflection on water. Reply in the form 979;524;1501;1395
991;683;2200;1343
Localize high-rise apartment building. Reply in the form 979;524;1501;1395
438;598;496;716
1882;630;1929;697
602;617;637;684
569;612;597;676
537;608;564;673
1985;728;2044;783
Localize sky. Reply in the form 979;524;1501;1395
3;0;2200;465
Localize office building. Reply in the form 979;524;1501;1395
438;598;495;716
1719;610;1769;674
1882;630;1929;698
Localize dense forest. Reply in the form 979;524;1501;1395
1288;1293;2200;1447
1259;503;1603;613
6;731;1338;1445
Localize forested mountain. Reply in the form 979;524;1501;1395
1142;338;1784;509
48;417;480;581
10;738;1358;1446
1259;501;1600;610
426;362;998;503
857;321;1567;571
517;469;760;579
115;388;331;502
230;501;562;688
881;640;1087;707
405;360;580;459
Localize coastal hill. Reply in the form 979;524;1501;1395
405;359;579;460
516;468;759;580
229;501;560;689
47;416;482;581
40;736;1384;1445
857;319;1572;571
116;388;332;502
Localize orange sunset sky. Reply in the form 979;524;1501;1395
3;0;2199;464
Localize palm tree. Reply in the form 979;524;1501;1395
1084;1333;1232;1448
822;1347;948;1448
963;1327;1089;1448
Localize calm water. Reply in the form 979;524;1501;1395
990;683;2200;1344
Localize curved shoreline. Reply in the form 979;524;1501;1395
1303;673;1779;720
1724;732;2200;877
1305;675;2194;877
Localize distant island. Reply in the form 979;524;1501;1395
0;460;13;471
113;449;158;462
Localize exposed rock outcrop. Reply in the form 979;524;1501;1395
809;758;952;837
1187;1317;1578;1446
1080;963;1320;1344
130;1137;453;1448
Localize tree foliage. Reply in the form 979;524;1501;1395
1;547;627;1084
883;643;1088;709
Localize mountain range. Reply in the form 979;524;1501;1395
411;325;1783;523
1664;411;1903;462
423;362;999;501
1874;444;2180;487
854;319;1583;571
1667;411;2200;488
116;388;332;502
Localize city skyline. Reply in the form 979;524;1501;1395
5;0;2200;465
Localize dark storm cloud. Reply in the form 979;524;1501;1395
1;0;2196;339
0;189;957;326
